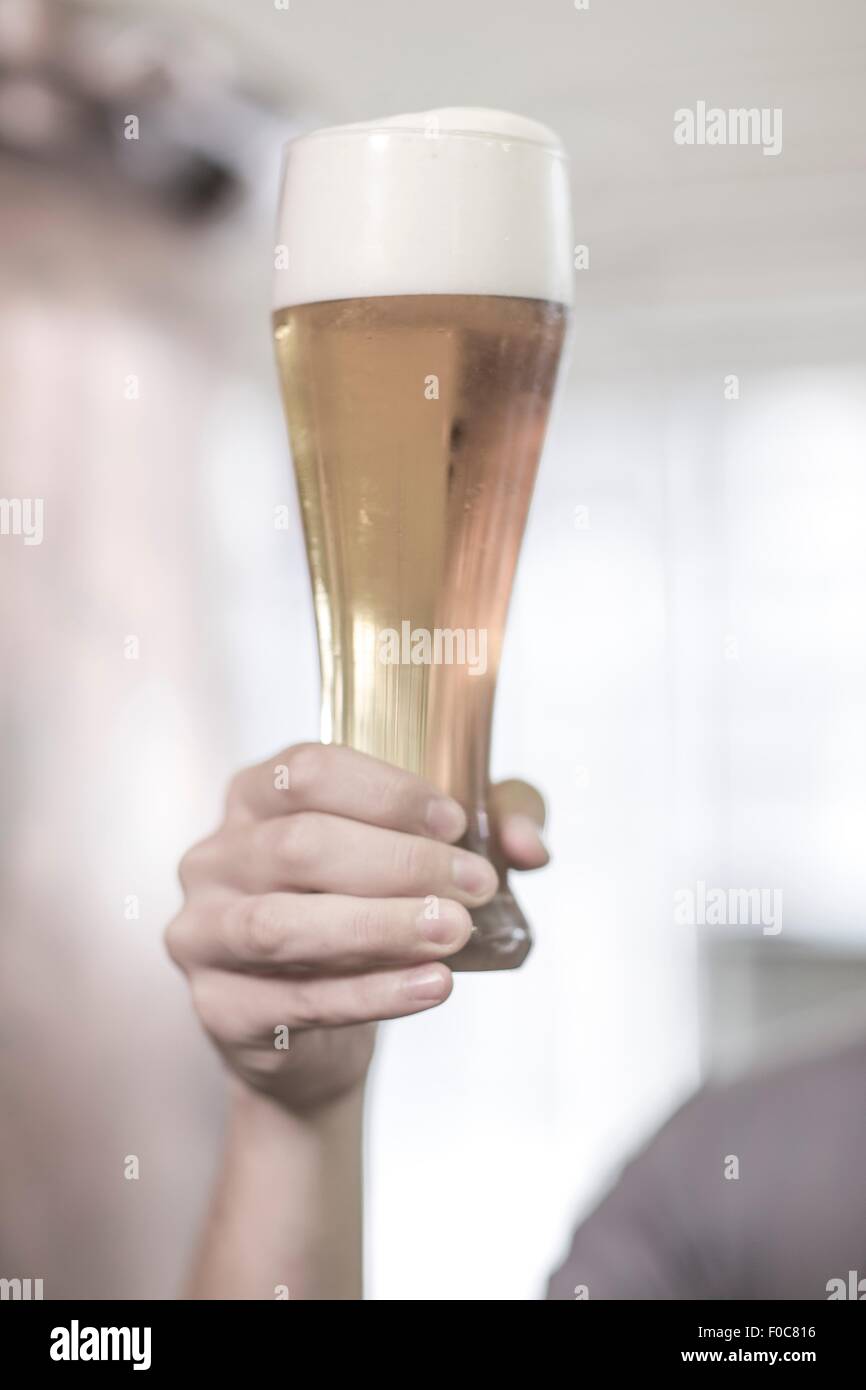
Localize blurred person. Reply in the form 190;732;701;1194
0;0;292;1299
168;743;866;1301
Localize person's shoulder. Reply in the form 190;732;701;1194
547;1037;866;1300
677;1034;866;1143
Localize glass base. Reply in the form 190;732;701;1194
449;880;532;972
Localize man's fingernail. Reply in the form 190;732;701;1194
417;900;469;947
426;796;466;840
451;854;498;898
507;813;548;857
404;966;450;1003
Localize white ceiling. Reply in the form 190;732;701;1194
134;0;866;311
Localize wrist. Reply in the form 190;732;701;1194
227;1074;367;1137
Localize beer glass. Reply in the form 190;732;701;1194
273;108;572;969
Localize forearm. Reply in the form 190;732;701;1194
186;1080;365;1301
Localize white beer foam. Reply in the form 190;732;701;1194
273;108;573;309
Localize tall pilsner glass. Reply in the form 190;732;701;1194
273;108;572;970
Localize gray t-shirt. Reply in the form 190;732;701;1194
547;1039;866;1300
